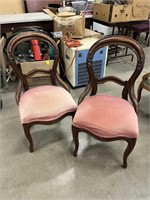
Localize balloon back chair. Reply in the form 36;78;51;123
6;31;77;152
72;35;145;168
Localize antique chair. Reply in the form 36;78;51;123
6;31;77;152
137;72;150;102
72;35;145;168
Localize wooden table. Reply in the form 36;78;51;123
0;12;53;34
93;18;149;36
92;18;149;63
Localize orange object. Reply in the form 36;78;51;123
64;34;81;48
65;39;81;48
31;40;42;61
65;38;81;48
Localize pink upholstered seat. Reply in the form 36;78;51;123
73;95;138;138
19;85;77;123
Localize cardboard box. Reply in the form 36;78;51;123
128;0;150;21
20;60;59;86
0;0;25;14
84;28;103;39
93;3;132;23
43;9;85;38
27;76;51;86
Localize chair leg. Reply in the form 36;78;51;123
137;83;144;102
147;35;150;46
72;126;79;157
133;32;140;41
145;32;149;40
23;124;34;152
123;138;136;168
0;94;2;110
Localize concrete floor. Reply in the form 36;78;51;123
0;36;150;200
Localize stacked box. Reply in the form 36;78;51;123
128;0;150;21
93;1;150;23
93;3;132;23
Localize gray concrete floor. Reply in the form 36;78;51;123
0;36;150;200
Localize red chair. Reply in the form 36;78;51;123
72;35;145;168
6;31;77;152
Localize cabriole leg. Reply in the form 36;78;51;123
23;124;34;152
72;126;79;157
123;138;136;168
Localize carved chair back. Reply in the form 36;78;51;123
79;35;145;114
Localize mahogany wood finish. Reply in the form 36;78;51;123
72;35;145;168
137;72;150;102
6;31;76;152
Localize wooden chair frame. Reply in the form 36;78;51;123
72;35;145;168
6;31;76;152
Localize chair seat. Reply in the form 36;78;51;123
73;95;138;138
19;85;77;123
132;23;149;32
